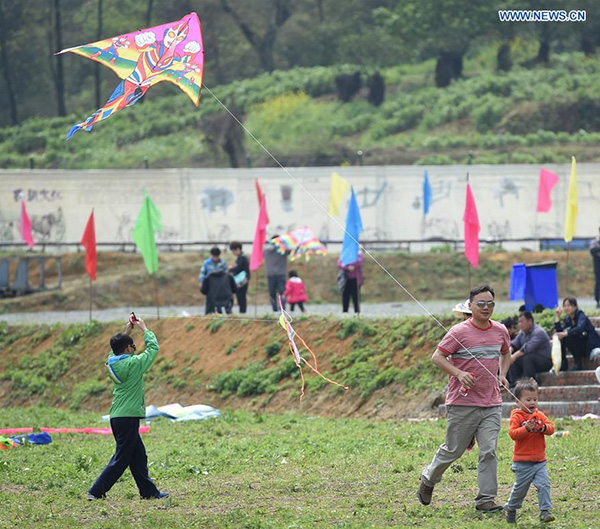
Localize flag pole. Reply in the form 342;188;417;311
253;272;258;316
565;242;570;293
89;277;93;322
153;274;160;319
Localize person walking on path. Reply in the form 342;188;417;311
417;284;511;513
88;316;168;501
508;311;552;386
504;378;555;524
229;241;250;313
283;269;308;312
264;237;289;312
591;227;600;309
337;250;363;313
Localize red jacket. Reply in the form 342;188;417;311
284;277;308;303
509;408;555;462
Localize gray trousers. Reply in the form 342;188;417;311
421;405;502;506
505;461;551;511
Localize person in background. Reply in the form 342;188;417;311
198;247;228;285
508;311;552;386
201;268;237;315
229;241;250;313
264;236;289;311
555;296;600;371
88;316;168;501
452;299;472;320
337;250;363;313
591;227;600;309
283;269;308;312
417;284;511;513
501;316;519;339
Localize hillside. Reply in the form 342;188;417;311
0;316;449;420
3;52;600;169
0;249;597;313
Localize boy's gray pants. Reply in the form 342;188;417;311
420;405;502;507
505;461;551;511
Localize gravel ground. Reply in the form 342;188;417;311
2;298;597;325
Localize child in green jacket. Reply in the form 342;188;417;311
88;316;168;500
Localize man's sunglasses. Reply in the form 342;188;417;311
474;300;495;308
128;343;137;351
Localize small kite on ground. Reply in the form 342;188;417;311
57;12;204;139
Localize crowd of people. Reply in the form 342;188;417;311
198;240;365;316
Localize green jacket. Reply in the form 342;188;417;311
105;329;159;418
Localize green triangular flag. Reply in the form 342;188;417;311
132;193;162;275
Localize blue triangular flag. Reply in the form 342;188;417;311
423;170;432;216
340;187;364;266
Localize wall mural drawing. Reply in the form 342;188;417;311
199;188;234;213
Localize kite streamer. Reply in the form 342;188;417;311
278;296;347;399
271;227;326;262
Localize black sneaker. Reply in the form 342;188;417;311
506;508;517;523
142;491;170;500
87;493;106;501
540;510;555;523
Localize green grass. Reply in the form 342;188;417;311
0;406;598;528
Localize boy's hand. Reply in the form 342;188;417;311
125;321;133;335
525;419;536;432
136;317;148;332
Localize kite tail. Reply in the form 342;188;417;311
295;331;348;390
66;124;82;140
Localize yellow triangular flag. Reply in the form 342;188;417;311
564;156;578;243
328;172;350;216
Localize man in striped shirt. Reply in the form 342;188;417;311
417;284;511;513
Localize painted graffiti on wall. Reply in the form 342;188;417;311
355;183;387;208
412;180;452;210
13;188;63;202
31;207;66;242
199;187;234;213
281;185;293;212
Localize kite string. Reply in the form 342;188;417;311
202;84;527;410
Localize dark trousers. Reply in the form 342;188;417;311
89;417;159;498
594;260;600;304
508;354;552;385
560;334;589;371
236;284;248;313
342;278;360;313
267;274;287;312
205;300;232;315
290;302;305;312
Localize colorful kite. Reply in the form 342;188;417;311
58;12;204;139
271;227;327;262
278;297;347;399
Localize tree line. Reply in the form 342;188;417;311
0;0;599;127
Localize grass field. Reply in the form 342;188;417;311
1;406;598;528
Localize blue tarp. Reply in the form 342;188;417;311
510;261;558;310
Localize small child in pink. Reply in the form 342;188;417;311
283;270;308;312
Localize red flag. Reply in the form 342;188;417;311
463;183;480;269
81;211;97;280
254;178;270;224
20;200;34;248
250;193;269;271
536;168;559;213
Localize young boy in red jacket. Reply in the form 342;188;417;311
505;378;555;524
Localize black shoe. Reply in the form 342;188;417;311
87;493;106;500
417;481;434;505
476;501;504;513
142;491;170;500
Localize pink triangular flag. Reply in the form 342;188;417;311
254;179;270;224
463;184;480;269
20;200;34;248
250;193;269;271
536;168;559;213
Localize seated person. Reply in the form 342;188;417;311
554;296;600;371
508;311;552;385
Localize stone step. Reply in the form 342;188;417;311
502;384;600;402
501;400;600;419
438;401;600;419
537;370;599;386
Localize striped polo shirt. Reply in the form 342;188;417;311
437;318;511;407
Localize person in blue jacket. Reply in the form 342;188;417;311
555;296;600;371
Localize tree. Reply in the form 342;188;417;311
219;0;293;72
52;0;67;116
375;0;496;87
0;0;20;124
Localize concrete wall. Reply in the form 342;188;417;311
1;164;599;249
